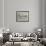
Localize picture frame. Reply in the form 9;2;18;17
16;11;29;22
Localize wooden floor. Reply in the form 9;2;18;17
2;42;44;46
2;44;44;46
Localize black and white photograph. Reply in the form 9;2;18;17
16;11;29;22
0;0;46;46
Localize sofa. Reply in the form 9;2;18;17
9;32;37;42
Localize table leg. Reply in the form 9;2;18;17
13;41;14;45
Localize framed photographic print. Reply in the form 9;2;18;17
16;11;29;22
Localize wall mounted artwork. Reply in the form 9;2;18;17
16;11;29;22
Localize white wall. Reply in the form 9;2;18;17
4;0;42;32
0;0;3;27
0;0;3;33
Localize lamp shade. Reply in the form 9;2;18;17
37;28;41;31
